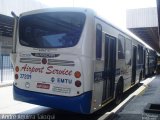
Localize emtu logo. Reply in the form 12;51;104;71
51;77;55;83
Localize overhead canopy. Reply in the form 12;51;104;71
0;14;14;37
126;7;159;52
128;27;159;51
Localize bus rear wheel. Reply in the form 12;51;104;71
115;81;123;105
139;72;142;82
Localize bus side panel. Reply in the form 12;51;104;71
91;18;118;112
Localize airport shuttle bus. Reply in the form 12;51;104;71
11;8;156;114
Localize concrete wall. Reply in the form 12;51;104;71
0;36;12;54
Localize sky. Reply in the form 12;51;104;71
37;0;156;28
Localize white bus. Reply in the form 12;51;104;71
10;8;155;114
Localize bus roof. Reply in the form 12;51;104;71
20;7;95;17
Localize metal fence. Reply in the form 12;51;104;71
0;55;14;83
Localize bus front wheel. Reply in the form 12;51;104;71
115;80;123;105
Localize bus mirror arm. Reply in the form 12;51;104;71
11;11;19;19
10;11;19;68
11;11;19;53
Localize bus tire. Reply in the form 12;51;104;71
115;80;123;105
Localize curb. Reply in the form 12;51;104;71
0;83;13;88
98;76;155;120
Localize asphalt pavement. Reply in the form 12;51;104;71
112;75;160;120
0;86;43;114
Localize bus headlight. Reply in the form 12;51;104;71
75;80;81;87
15;66;19;72
42;58;47;64
74;71;81;78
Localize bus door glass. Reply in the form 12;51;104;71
102;34;116;103
131;45;137;84
143;49;146;78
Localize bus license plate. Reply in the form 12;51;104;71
37;83;50;89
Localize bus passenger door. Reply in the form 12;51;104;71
102;34;116;103
131;46;137;85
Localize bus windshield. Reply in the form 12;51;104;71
19;12;86;48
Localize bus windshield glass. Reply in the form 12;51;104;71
19;12;86;48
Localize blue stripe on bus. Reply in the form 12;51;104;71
13;85;92;114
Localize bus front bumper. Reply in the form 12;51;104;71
13;85;92;114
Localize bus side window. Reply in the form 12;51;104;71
118;34;125;59
138;45;143;64
96;24;102;60
125;38;132;65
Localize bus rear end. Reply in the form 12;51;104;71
11;9;93;114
